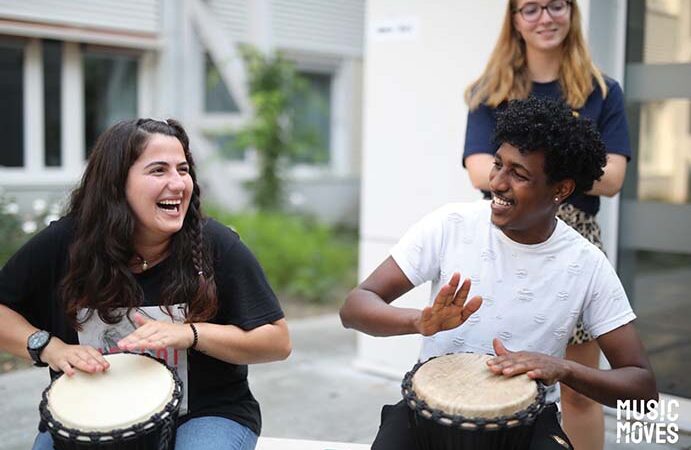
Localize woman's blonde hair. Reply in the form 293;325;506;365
465;0;607;110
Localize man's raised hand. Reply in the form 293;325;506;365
415;272;482;336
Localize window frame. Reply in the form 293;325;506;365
0;40;150;186
0;37;26;169
199;48;352;180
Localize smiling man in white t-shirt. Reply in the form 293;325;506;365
340;96;657;450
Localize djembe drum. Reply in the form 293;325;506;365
402;353;545;450
39;352;182;450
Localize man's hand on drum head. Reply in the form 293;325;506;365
117;313;194;351
487;338;570;386
415;272;482;336
41;339;109;376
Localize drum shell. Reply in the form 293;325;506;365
39;353;182;450
407;407;535;450
47;412;178;450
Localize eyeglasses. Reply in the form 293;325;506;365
513;0;572;23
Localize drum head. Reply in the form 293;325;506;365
46;353;176;432
411;353;538;419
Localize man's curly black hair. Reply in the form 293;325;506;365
493;96;607;196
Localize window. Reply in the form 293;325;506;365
619;0;691;398
291;72;331;165
0;40;144;177
209;132;246;161
202;66;333;167
43;40;62;167
636;99;691;204
0;42;24;167
83;49;138;153
205;53;239;113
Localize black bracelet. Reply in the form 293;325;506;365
189;323;198;350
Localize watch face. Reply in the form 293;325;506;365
28;330;50;349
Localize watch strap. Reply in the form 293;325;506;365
27;331;51;367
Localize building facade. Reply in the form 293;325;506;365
0;0;364;225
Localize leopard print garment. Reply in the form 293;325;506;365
556;203;604;345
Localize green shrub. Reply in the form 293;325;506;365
236;45;321;211
0;204;23;267
1;196;358;305
0;193;61;268
207;208;357;304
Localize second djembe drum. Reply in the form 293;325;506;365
402;353;545;450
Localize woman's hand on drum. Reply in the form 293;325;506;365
41;339;109;376
415;272;482;336
117;313;194;351
487;338;569;385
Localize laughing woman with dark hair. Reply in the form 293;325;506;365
0;118;291;450
340;97;655;450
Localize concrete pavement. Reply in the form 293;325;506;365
1;314;689;449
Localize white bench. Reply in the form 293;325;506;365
257;437;370;450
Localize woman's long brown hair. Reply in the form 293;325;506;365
61;119;217;329
465;0;607;110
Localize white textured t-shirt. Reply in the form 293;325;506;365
391;201;635;381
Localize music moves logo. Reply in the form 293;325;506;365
616;399;679;444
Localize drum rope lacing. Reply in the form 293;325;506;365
401;355;546;432
38;352;183;450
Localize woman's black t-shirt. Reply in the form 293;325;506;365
0;216;284;435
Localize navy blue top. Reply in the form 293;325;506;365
463;76;631;215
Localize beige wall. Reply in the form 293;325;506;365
356;0;507;376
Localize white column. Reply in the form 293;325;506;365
24;38;43;174
181;0;204;127
138;51;156;118
188;0;251;114
62;42;85;175
158;0;184;118
248;0;273;53
585;0;628;266
330;59;363;178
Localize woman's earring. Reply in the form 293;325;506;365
554;197;560;203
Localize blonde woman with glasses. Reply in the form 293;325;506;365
462;1;631;448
